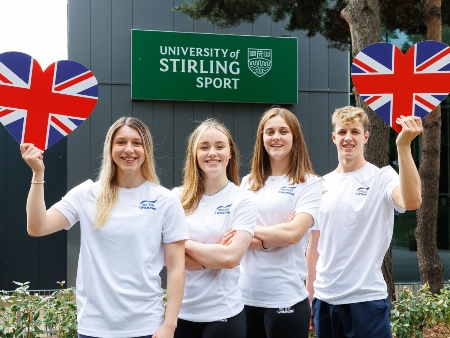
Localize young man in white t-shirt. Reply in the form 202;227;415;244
307;106;422;338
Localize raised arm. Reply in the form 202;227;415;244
185;230;253;269
154;240;186;338
392;116;423;210
21;143;70;236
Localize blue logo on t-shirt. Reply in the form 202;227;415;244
278;186;297;196
139;200;157;210
356;187;370;196
214;203;232;214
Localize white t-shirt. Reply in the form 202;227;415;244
314;163;405;305
52;180;189;338
239;174;322;308
173;182;256;322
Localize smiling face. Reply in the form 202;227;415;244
111;125;146;178
263;115;293;164
196;128;231;179
332;121;369;162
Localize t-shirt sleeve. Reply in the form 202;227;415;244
380;166;405;213
231;190;256;236
294;175;323;227
51;180;93;230
239;174;250;191
162;192;189;243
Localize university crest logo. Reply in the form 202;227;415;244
248;48;272;77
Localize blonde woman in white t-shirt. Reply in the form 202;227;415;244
236;107;322;338
173;118;256;338
21;117;188;338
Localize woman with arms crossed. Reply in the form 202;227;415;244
21;117;188;338
238;107;322;338
173;118;256;338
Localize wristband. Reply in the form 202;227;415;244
202;264;206;269
262;240;268;250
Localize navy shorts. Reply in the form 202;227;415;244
312;297;392;338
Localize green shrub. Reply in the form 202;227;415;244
0;281;76;337
391;283;450;338
3;282;449;337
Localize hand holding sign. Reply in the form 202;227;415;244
0;52;98;150
351;41;450;133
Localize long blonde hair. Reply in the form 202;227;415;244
94;117;159;228
180;118;239;215
248;107;315;191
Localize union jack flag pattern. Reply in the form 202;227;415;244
352;41;450;133
0;51;98;149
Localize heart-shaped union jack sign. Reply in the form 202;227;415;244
0;51;98;150
352;41;450;133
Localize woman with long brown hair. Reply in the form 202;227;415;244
238;107;322;338
21;116;188;338
173;118;255;338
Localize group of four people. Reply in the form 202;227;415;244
21;105;422;338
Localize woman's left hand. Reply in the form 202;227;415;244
153;324;175;338
286;211;296;223
220;228;236;246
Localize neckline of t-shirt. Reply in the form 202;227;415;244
335;162;370;176
118;181;149;191
202;181;232;199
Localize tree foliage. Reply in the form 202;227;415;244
174;0;450;50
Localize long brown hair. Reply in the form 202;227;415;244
248;107;315;191
94;117;159;228
180;118;239;215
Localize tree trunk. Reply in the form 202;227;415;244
341;0;395;303
416;0;444;295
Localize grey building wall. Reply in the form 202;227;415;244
66;0;349;286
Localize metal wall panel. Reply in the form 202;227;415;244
309;93;331;175
37;140;68;288
329;47;350;92
173;102;194;188
310;34;329;90
293;30;311;91
64;0;350;287
68;0;91;69
293;92;311;152
153;101;175;189
91;0;112;83
5;137;38;289
252;14;272;37
0;126;5;289
90;85;112;179
233;104;254;179
112;1;132;83
154;0;174;32
132;0;154;30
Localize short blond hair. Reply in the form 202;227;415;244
332;106;370;132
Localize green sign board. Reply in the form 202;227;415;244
131;30;298;104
